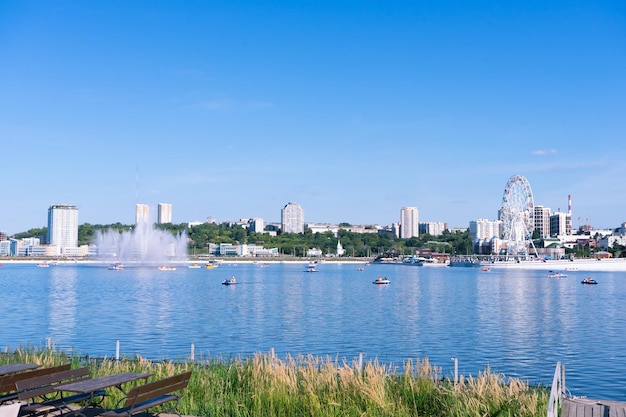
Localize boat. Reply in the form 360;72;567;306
581;277;598;285
373;277;390;285
547;272;567;278
304;266;318;272
157;265;176;271
188;263;201;269
36;262;50;268
222;277;237;285
481;266;491;272
107;263;124;270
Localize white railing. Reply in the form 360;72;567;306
547;361;565;417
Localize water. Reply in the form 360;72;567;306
1;262;625;400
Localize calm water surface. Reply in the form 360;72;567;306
1;262;625;400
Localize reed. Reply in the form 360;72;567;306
1;348;549;417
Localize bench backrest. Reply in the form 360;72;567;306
0;364;71;394
16;367;91;400
123;372;192;408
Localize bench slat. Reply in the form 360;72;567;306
16;367;91;402
99;372;191;417
123;372;191;408
0;364;71;394
100;394;178;417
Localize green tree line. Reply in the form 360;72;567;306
11;222;473;258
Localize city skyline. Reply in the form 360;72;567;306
1;2;625;235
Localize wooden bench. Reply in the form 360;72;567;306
98;372;192;417
16;366;105;416
0;364;71;404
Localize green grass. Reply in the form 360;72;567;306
1;348;549;417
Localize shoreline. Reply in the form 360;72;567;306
2;257;626;271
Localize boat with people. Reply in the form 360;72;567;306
305;266;318;272
222;277;237;285
373;277;390;285
36;262;50;268
581;277;598;285
187;263;201;269
107;263;124;270
157;265;176;271
547;271;567;279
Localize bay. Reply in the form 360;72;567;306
1;262;625;401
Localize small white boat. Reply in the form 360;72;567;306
107;263;124;270
547;272;567;279
373;277;390;285
36;262;50;268
188;263;201;269
222;277;237;285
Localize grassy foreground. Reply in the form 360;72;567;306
1;349;549;417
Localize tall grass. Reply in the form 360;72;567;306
1;348;549;417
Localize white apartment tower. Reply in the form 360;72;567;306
135;204;150;225
534;206;551;238
281;202;304;234
400;207;419;239
157;203;172;224
469;219;502;240
48;203;79;248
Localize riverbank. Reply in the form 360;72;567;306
1;349;549;417
481;257;626;272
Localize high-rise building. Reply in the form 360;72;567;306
469;219;502;240
249;218;264;233
400;207;419;239
419;222;447;236
534;206;551;238
550;211;569;237
281;202;304;234
135;204;150;225
157;203;172;224
48;203;79;248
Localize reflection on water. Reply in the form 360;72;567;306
48;267;78;343
1;263;626;400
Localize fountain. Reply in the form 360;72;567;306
94;222;188;264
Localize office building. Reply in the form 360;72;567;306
48;203;79;249
135;204;150;225
281;202;304;234
157;203;172;224
400;207;419;238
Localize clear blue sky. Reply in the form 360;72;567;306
1;1;625;235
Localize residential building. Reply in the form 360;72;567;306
135;204;150;225
419;222;447;236
550;211;569;237
47;204;79;252
281;202;304;234
469;219;501;240
157;203;172;224
249;218;265;233
400;207;419;239
533;206;551;238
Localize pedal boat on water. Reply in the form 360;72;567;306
373;277;390;285
222;277;237;285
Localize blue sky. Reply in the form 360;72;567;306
1;1;625;235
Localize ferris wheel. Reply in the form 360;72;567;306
500;175;537;257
